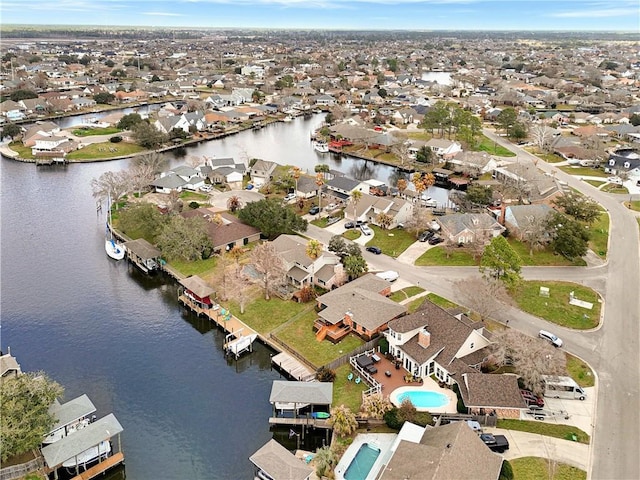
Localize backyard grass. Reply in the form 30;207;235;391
389;286;425;303
8;142;34;159
558;166;607;177
566;353;595;388
169;256;217;278
414;246;478;266
426;293;460;310
274;310;365;367
600;184;628;194
507;238;586;267
229;297;312;335
496;419;590;444
476;135;516;157
536;152;565;163
587;212;609;258
332;364;369;413
511;457;587;480
67;141;145;160
510;281;601;329
180;191;209;203
584;179;606;188
366;226;416;257
72;126;121;136
343;230;361;241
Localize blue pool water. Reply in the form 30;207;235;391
397;390;449;409
344;443;381;480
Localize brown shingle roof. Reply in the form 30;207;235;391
461;372;528;409
181;209;260;249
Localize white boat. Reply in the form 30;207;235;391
62;440;111;468
313;141;329;153
225;332;258;358
105;194;125;260
43;418;91;445
429;220;441;231
283;115;293;122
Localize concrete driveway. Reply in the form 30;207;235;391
208;189;264;210
396;238;432;264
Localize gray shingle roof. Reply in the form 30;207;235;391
249;439;313;480
47;395;96;434
179;275;215;299
269;380;333;405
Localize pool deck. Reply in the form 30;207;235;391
389;378;459;414
334;433;397;480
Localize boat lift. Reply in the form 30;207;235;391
224;328;258;359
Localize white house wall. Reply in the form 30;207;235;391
454;329;491;359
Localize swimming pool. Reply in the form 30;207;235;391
344;443;380;480
396;390;449;409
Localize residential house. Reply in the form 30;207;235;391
22;121;61;147
250;159;278;187
503;204;554;241
436;213;505;245
295;175;322;200
448;151;498;176
315;274;406;342
31;135;72;156
154;115;190;135
181;209;261;253
0;349;22;381
313;94;336;107
346;193;413;229
271;234;343;289
0;100;26;121
150;172;186;193
324;176;368;204
378;421;503;480
457;372;528;418
605;148;640;176
493;160;559;203
425;138;463;161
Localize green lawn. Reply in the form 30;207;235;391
476;135;516;157
626;201;640;212
406;297;428;313
343;230;361;241
332;364;369;412
536;152;565;163
229;297;312;335
169;257;217;277
497;419;590;444
558;166;607;177
566;353;595;388
389;286;425;303
72;127;121;136
366;226;416;257
511;281;601;329
180;191;209;203
8;142;34;159
587;212;609;258
584;179;606;188
67;141;146;160
600;184;629;194
426;293;460;310
414;246;478;266
274;310;365;367
511;457;587;480
507;238;586;267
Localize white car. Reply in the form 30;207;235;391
607;177;623;185
360;224;373;236
539;330;563;348
375;270;399;282
283;193;296;202
200;184;212;192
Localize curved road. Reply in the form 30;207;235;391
305;131;640;479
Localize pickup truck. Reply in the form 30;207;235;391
480;433;509;453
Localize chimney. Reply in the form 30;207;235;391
344;311;353;326
499;203;506;225
418;328;431;348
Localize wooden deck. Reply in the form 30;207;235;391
272;352;315;381
70;452;124;480
268;417;330;429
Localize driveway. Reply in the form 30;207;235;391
396;239;432;265
208;189;264;210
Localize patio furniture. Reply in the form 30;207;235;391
347;372;354;381
355;377;361;384
372;354;381;363
385;370;392;377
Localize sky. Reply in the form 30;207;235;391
1;0;639;31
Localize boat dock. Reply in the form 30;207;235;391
271;352;315;381
70;453;124;480
268;417;330;429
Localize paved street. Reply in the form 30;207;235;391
303;132;640;479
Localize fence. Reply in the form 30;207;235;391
269;333;319;375
438;413;498;428
323;338;380;372
0;455;44;480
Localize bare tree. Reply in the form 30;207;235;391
91;170;130;208
186;155;204;168
251;242;286;300
521;213;551;256
128;162;156;198
133;152;168;175
530;124;555;152
453;277;513;321
226;271;254;314
492;330;566;396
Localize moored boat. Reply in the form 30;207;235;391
62;440;111;469
105;193;125;260
313;141;329;153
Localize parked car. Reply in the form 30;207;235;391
245;183;254;190
344;221;355;229
309;206;320;215
539;329;563;348
325;216;340;226
366;246;382;255
283;193;296;202
200;184;212;192
419;231;434;242
480;433;509;453
360;224;373;236
355;220;367;227
375;270;399;282
428;235;444;245
325;203;337;211
520;389;544;407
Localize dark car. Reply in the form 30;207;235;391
344;221;355;229
418;230;434;242
520;389;544;407
366;246;382;255
309;206;320;215
480;433;509;453
428;235;444;245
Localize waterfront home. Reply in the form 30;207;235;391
181;209;261;253
448;151;498;176
249;439;313;480
492;159;559;203
377;421;503;480
271;234;343;289
436;213;505;245
0;349;21;381
345;193;413;230
502;204;553;241
425;138;463;161
324;176;368;203
150;172;186;193
315;274;406;342
250;159;278;187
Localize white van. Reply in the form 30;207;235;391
375;270;399;282
542;375;587;400
539;330;563;348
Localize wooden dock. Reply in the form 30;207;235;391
268;417;330;429
70;452;124;480
272;352;315;381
